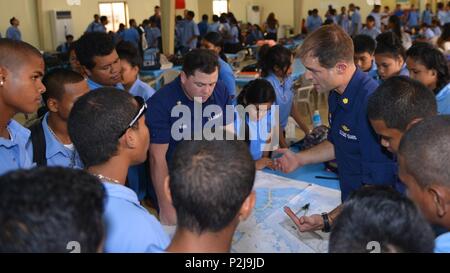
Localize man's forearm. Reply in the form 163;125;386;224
150;155;169;207
299;140;335;165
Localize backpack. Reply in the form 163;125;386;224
28;117;47;167
142;48;161;70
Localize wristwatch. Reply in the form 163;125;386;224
321;212;331;233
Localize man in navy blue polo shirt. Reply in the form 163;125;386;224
276;25;397;233
147;49;233;225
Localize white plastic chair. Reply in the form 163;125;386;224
152;69;181;89
294;84;315;123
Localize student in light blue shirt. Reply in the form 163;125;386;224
406;42;450;114
375;32;409;83
353;35;380;82
208;15;220;33
422;4;433;26
165;139;256;253
201;32;237;103
68;88;169;253
349;4;362;36
360;16;381;40
0;39;46;175
407;5;420;29
29;69;88;168
145;18;161;49
6;17;22;41
86;15;108;33
260;45;310;148
121;19;140;49
398;116;450;253
306;9;323;33
181;11;200;52
116;41;157;200
75;32;124;90
235;79;276;170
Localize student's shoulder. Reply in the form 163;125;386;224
8;119;31;139
149;79;182;106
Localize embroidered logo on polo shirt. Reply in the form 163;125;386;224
342;98;349;104
342;125;350;132
339;124;357;140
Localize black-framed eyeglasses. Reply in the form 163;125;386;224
118;96;148;138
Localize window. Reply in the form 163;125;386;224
99;2;127;32
213;0;228;16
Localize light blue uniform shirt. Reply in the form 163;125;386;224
218;57;236;102
366;61;379;82
436;82;450;115
228;26;240;44
122;28;140;49
41;113;83;169
86;22;106;33
102;181;170;253
145;27;161;49
351;10;362;35
435;232;450;253
129;78;156;102
6;26;21;41
0;120;34;176
360;27;381;40
306;16;323;33
235;111;273;161
87;78;124;91
265;73;294;128
208;22;220;33
181;20;200;49
407;11;420;27
422;10;433;26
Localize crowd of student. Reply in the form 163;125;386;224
1;2;450;253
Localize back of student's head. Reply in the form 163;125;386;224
182;48;219;77
116;40;142;69
68;88;138;168
237;79;276;107
399;115;450;189
353;34;376;55
42;68;85;107
203;31;224;48
0;38;42;72
366;15;375;23
169;139;255;234
0;167;105;253
329;186;435;253
298;24;354;69
406;42;450;93
375;31;405;60
259;44;292;77
75;32;115;70
212;15;219;22
367;76;437;131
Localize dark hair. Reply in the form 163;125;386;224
75;32;116;70
388;15;403;41
367;76;437;131
42;68;85;106
9;17;16;25
100;16;108;23
202;32;227;62
0;38;42;71
298;24;354;68
0;167;105;253
212;15;219;22
366;15;375;22
68;88;138;168
375;31;405;60
202;14;208;21
406;42;450;94
182;49;219;77
66;34;74;40
353;34;376;55
116;40;142;69
438;22;450;49
259;45;292;78
187;11;195;19
237;79;276;106
329;186;435;253
169;139;255;233
399;115;450;188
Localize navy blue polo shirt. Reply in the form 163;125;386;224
146;77;233;162
328;69;397;201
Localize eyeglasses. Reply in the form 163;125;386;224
118;96;148;138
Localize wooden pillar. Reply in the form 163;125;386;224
161;0;176;55
293;0;304;35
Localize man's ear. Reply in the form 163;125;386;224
335;62;348;74
0;66;8;86
164;176;173;205
406;118;423;131
238;191;256;222
46;98;59;113
428;185;450;218
180;71;187;85
82;66;92;78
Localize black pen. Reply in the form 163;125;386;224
315;175;339;180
